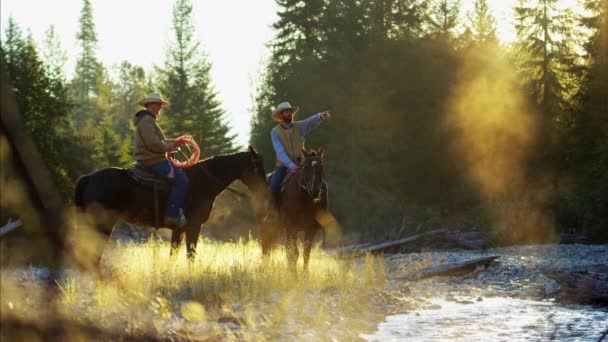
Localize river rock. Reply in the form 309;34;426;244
544;264;608;305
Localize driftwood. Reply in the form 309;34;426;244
559;234;592;244
0;219;22;239
327;242;374;256
359;229;448;254
328;229;490;256
395;255;500;281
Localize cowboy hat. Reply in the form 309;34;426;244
271;102;299;122
137;92;170;107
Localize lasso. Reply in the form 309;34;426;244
167;135;200;168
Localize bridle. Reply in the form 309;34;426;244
297;156;323;200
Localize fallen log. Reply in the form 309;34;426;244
0;219;23;239
359;229;448;254
394;255;500;281
559;233;592;244
327;242;374;256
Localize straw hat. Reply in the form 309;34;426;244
271;102;299;122
137;93;170;107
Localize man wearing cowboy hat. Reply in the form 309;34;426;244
133;92;189;227
268;102;331;215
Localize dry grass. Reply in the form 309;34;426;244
1;237;388;340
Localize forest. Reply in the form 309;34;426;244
1;0;607;340
2;0;607;244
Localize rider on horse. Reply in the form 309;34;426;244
268;102;331;217
133;92;188;227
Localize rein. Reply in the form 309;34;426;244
296;156;322;200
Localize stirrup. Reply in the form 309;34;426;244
178;208;187;226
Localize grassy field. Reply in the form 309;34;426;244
1;237;391;340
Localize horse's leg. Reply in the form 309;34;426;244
89;217;117;278
170;228;185;257
185;224;202;262
285;227;299;276
261;220;281;256
81;204;117;277
303;227;315;273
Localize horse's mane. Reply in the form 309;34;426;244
197;151;250;165
192;151;251;175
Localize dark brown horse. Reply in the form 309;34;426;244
74;146;267;271
271;148;325;273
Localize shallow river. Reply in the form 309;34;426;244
363;297;608;341
365;244;608;341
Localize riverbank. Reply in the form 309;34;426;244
365;243;608;340
1;241;606;340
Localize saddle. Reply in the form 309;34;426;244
266;171;296;192
126;163;171;192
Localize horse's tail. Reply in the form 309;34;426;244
74;175;89;209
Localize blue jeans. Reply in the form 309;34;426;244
150;160;190;217
270;166;328;210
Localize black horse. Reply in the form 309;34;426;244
74;146;267;271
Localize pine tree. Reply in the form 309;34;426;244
465;0;498;47
1;19;80;200
111;61;149;136
514;0;582;114
41;25;68;82
562;0;608;239
580;0;608;113
158;0;237;157
273;0;325;60
424;0;462;40
72;0;102;129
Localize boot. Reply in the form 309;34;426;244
164;209;187;227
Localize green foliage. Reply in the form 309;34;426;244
424;0;462;40
251;0;465;233
514;0;582;113
463;0;498;48
1;18;81;200
559;0;608;240
71;0;102;129
2;0;606;242
157;0;237;157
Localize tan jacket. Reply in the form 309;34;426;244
133;110;169;166
273;121;304;167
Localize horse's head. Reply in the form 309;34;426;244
239;146;266;193
299;147;324;201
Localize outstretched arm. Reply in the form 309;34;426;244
271;130;297;169
297;111;330;136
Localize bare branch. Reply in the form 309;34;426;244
0;218;23;238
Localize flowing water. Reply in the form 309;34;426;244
365;244;608;341
363;297;608;341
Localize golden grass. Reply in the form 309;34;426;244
1;237;388;340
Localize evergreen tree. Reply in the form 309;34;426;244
1;19;80;200
72;0;102;129
273;0;325;60
514;0;582;114
424;0;462;40
41;25;68;82
251;0;462;232
158;0;237;157
561;0;608;239
111;61;149;136
464;0;498;47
